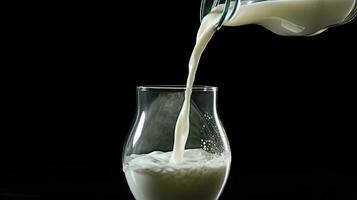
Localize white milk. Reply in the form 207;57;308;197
170;13;220;164
124;149;231;200
124;14;226;200
225;0;355;36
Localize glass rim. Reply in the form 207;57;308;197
137;85;218;91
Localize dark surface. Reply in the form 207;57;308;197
1;1;356;199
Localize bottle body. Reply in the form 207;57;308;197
201;0;357;36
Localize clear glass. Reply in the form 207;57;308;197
122;86;231;200
201;0;357;35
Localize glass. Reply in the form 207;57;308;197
200;0;357;34
122;86;231;200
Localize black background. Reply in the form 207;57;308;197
1;1;356;199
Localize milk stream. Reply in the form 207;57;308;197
171;0;355;163
170;15;219;163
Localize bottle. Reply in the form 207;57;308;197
201;0;357;36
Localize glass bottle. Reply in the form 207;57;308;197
200;0;357;35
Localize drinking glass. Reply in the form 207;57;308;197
123;86;231;200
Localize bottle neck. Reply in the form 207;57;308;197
200;0;240;29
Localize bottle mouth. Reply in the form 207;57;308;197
138;85;218;91
200;0;240;30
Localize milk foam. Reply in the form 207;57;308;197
124;149;231;200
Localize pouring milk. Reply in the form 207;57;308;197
171;0;356;163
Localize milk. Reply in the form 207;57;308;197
170;14;219;164
123;15;226;199
124;149;231;200
225;0;355;36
